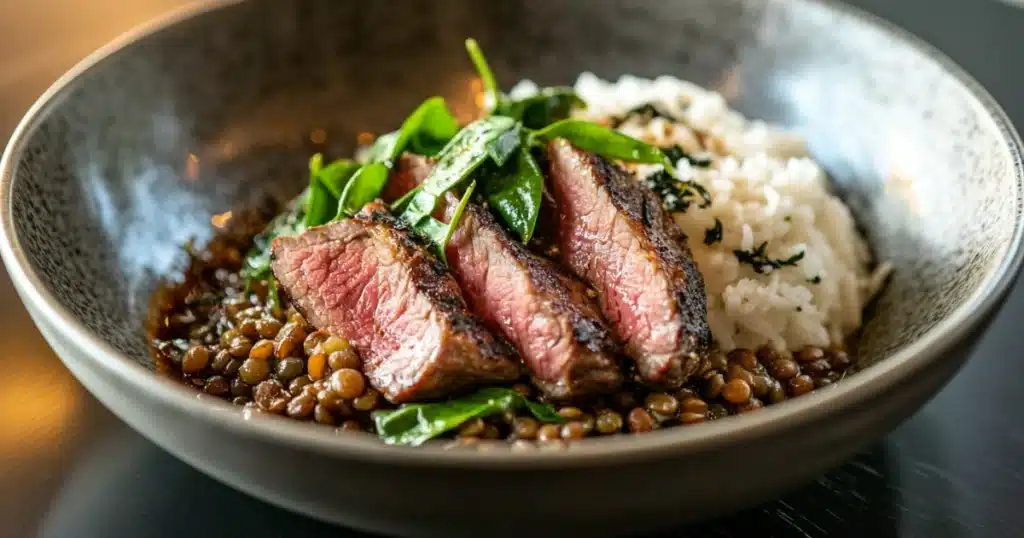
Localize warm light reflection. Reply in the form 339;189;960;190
357;131;375;146
0;350;80;454
310;128;327;144
211;210;233;228
185;152;200;180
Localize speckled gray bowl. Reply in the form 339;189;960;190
1;0;1021;536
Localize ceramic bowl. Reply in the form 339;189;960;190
1;0;1021;536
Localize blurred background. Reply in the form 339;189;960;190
0;1;1022;537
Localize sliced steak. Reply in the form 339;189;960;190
270;202;520;403
383;154;622;399
546;140;711;388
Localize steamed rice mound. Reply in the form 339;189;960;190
513;74;890;352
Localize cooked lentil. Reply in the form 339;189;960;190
149;215;859;446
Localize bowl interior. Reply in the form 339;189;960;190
5;0;1021;384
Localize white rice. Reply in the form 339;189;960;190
515;75;891;352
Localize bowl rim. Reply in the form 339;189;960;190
1;0;1022;469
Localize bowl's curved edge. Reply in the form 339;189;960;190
1;0;1022;469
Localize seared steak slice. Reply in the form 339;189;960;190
270;202;520;403
546;140;711;388
383;155;622;399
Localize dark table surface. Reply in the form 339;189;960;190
1;1;1022;537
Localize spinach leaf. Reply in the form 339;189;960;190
400;116;517;228
465;38;500;112
373;387;562;446
482;147;544;243
241;193;307;284
486;123;522;166
304;155;335;228
532;119;675;172
317;158;361;197
464;38;584;129
336;162;390;219
411;182;477;263
496;87;585;129
365;97;460;164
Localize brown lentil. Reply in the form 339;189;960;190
340;420;362;432
307;353;328;381
829;349;852;370
768;358;799;380
203;375;230;396
238;318;259;339
352;390;379;411
248;339;274;361
238;358;270;385
274;322;305;358
557;406;584;420
704;373;726;399
595;410;623;434
275;357;305;382
288;375;313;396
680;412;705;425
627;408;657;433
645;393;679;417
287;393;316;419
222;358;242;378
728;348;758;371
210;349;232;373
459;418;487;437
313;404;336;425
327;348;361;371
303;330;330;356
227;335;253;358
795;346;826;363
513;417;539;439
254;380;285;411
255;318;282;339
537;424;561;442
561;421;589;440
789;374;815;397
722;378;752;404
330;368;366;399
230;377;251;398
181;345;210;374
150;219;862;445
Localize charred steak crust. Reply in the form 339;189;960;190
357;204;518;363
460;203;623;397
270;202;520;403
547;140;712;388
381;154;623;398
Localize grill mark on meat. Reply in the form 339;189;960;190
382;154;622;399
270;202;520;403
547;140;711;388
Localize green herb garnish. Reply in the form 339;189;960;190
373;387;562;446
734;242;806;274
704;218;723;246
611;103;678;127
643;170;711;213
662;145;712;168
